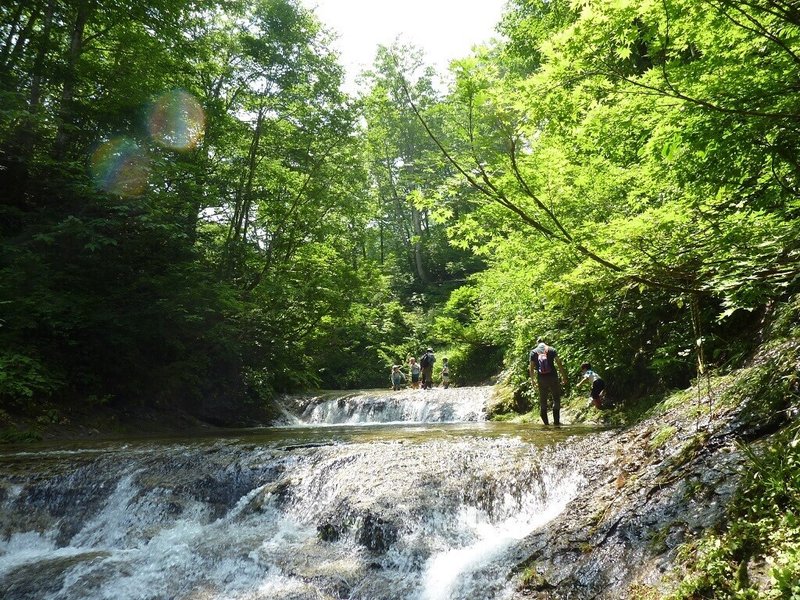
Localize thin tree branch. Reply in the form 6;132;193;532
703;0;800;66
391;54;702;293
604;60;800;120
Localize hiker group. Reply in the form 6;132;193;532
391;348;450;390
389;339;607;422
529;338;606;426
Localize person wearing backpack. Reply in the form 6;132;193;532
529;339;568;425
419;348;435;389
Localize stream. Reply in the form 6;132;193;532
0;387;604;600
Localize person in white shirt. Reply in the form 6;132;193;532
577;362;606;408
440;358;450;388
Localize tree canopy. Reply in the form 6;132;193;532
1;0;797;423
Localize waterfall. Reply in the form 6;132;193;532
0;392;596;600
287;386;489;425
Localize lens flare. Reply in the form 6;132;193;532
147;90;205;150
90;137;150;197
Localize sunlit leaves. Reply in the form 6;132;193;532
423;0;800;395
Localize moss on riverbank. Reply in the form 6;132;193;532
0;403;224;444
665;353;800;597
667;421;800;599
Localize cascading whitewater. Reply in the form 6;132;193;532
289;387;489;425
0;433;585;600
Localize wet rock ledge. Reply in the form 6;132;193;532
507;379;785;599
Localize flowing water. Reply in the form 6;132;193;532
0;387;602;600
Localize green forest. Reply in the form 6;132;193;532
1;0;798;425
2;1;800;597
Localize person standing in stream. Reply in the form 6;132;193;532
419;348;435;390
439;357;450;388
408;356;421;389
529;338;568;425
390;365;406;391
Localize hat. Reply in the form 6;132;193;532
427;348;433;352
535;342;546;353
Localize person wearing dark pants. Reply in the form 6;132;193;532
529;339;568;425
577;362;606;408
419;348;435;390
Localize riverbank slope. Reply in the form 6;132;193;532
507;302;799;599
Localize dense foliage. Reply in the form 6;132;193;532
1;0;798;427
1;0;383;422
2;3;799;594
431;0;798;394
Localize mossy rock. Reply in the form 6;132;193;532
0;427;41;444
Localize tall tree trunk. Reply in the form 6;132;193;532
29;0;56;111
1;4;41;71
182;107;213;246
379;219;385;264
410;204;428;283
223;105;264;277
1;1;53;214
381;155;419;276
0;3;27;68
53;0;92;160
237;105;264;242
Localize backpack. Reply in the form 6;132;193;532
420;352;431;368
537;348;552;375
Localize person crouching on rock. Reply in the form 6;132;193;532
577;362;606;408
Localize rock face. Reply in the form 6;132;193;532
508;397;753;599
